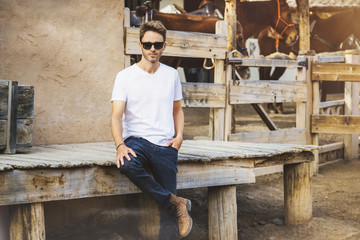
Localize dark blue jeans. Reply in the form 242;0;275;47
120;137;179;239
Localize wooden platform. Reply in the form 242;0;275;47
0;140;315;239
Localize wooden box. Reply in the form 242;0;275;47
0;80;34;153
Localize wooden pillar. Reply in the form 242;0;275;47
138;194;160;240
344;50;360;160
224;0;236;139
124;8;131;69
9;203;46;240
296;0;310;51
208;186;237;240
211;21;227;141
284;163;312;225
296;52;318;173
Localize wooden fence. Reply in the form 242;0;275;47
123;8;360;172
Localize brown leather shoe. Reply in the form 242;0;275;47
169;193;193;239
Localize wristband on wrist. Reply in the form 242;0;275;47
116;143;125;151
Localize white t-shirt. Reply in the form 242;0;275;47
111;63;183;146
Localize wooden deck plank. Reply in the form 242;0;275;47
0;160;255;206
0;141;315;171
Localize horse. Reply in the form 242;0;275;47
134;1;246;82
135;0;297;81
258;9;360;112
215;0;298;47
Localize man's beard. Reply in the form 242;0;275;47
142;49;162;63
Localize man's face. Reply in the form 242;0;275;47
139;31;166;64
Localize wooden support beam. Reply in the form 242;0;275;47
229;128;307;144
344;51;360;160
125;27;227;59
9;203;45;240
296;0;310;51
138;195;159;240
210;21;227;141
181;83;225;108
251;104;278;131
230;80;307;104
0;81;18;154
225;0;236;137
0;160;255;206
123;8;131;69
284;162;312;225
311;115;360;134
0;85;34;151
312;63;360;82
208;185;237;240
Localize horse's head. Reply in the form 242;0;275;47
135;1;153;21
271;0;298;46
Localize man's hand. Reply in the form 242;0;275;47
116;145;137;168
166;135;183;151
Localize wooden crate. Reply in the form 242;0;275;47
0;80;34;153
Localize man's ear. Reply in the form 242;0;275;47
163;42;167;50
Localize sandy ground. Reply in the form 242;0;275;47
179;160;360;240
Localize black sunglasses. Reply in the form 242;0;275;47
141;41;164;50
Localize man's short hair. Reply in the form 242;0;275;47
139;21;167;42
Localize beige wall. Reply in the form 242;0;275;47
0;0;124;144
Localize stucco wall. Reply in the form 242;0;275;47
0;0;124;144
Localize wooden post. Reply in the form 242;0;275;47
284;162;312;225
296;0;310;51
124;8;131;69
208;186;237;240
9;203;46;240
138;194;160;240
0;80;18;154
211;21;227;141
224;0;236;139
344;50;360;160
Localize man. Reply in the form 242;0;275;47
111;20;192;239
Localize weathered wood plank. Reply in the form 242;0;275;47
312;63;360;82
125;27;227;59
228;57;299;68
0;119;33;149
0;85;34;119
230;81;307;104
311;115;360;134
208;185;237;240
0;161;255;206
229;128;307;144
17;86;34;119
284;162;312;225
181;83;226;108
9;203;45;240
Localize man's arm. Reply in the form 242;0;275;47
166;100;184;150
111;100;136;168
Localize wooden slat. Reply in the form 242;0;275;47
0;160;255;206
312;115;360;133
0;119;33;149
229;128;307;144
230;80;307;104
312;63;360;82
0;85;33;119
125;27;227;59
181;83;225;108
228;57;299;68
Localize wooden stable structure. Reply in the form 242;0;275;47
1;0;359;239
0;141;314;240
